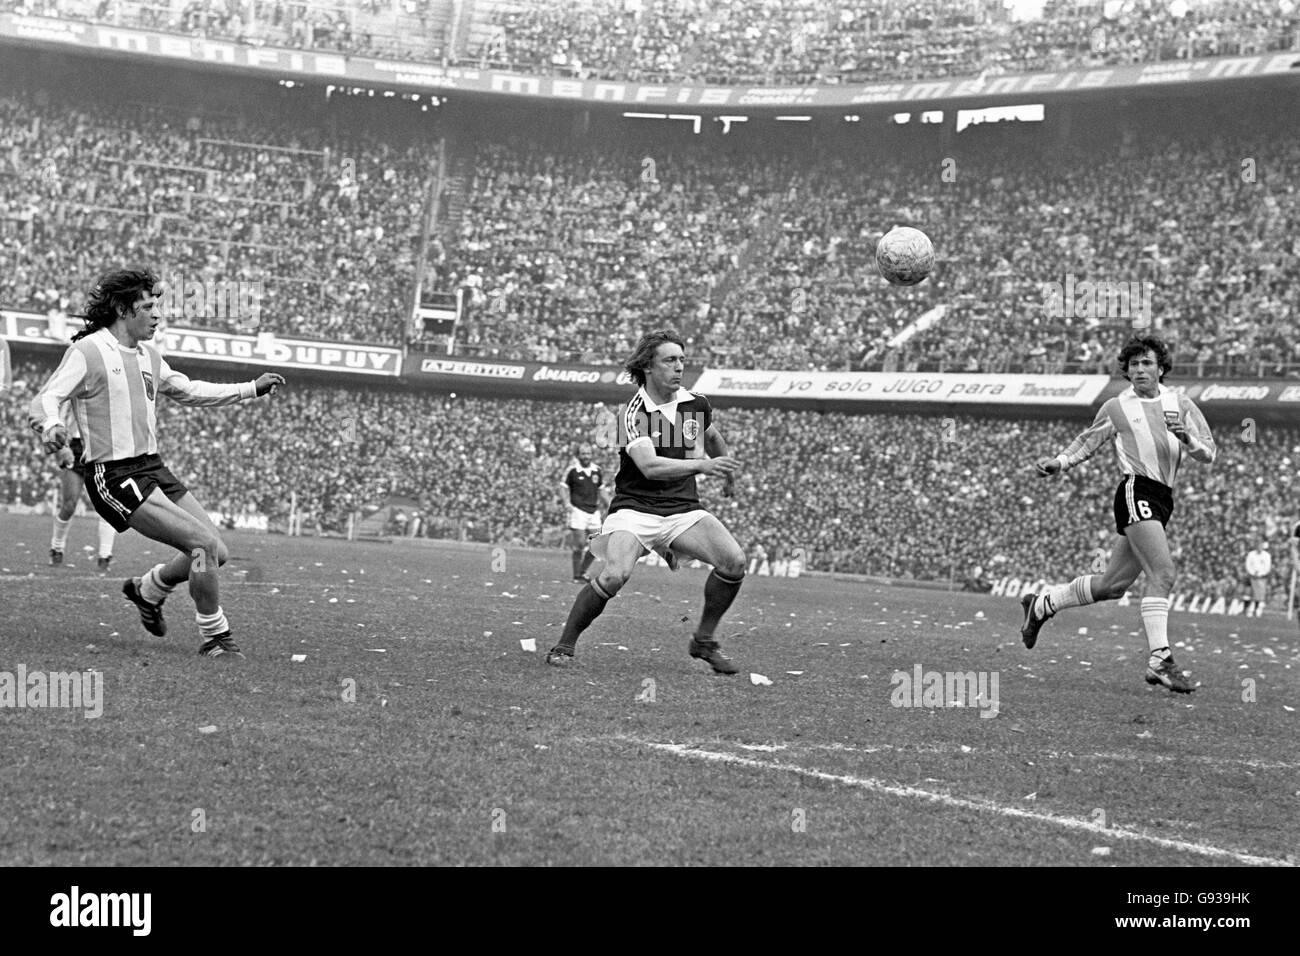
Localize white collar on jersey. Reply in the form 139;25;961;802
1121;383;1173;401
637;385;693;414
93;327;147;354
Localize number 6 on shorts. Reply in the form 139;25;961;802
1137;500;1152;519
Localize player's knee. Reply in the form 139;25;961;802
595;568;631;596
189;533;223;570
715;552;747;580
1149;565;1176;592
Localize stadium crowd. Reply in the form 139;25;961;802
7;81;1296;375
440;123;1300;376
0;91;429;345
4;354;1296;599
6;0;1297;85
476;0;1300;84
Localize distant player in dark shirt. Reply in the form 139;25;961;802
1290;519;1300;627
560;443;606;582
546;330;746;673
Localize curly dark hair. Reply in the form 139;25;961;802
1117;334;1173;382
624;329;685;386
70;269;160;342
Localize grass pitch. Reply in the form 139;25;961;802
1;513;1296;866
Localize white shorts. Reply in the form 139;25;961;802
590;508;709;559
568;506;603;533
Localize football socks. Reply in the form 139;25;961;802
97;518;115;560
1034;574;1095;618
140;564;177;605
1141;596;1171;655
697;569;745;640
556;580;612;649
196;607;230;639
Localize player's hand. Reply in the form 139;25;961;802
1167;421;1191;444
1034;456;1061;478
700;456;740;478
42;424;69;455
255;373;286;397
54;445;75;470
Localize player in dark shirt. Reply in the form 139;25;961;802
546;330;746;673
1290;520;1300;627
560;443;606;582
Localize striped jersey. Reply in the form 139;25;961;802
60;399;81;440
610;386;712;517
1057;384;1216;488
29;328;256;464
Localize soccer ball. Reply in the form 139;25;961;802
875;226;934;286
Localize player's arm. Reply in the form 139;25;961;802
1034;405;1115;477
158;356;284;406
27;347;87;452
626;438;738;481
704;423;729;458
704;423;736;496
0;337;11;394
558;472;573;511
1170;396;1216;464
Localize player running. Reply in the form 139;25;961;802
48;401;118;571
546;330;746;673
560;442;608;582
28;269;285;658
1021;335;1216;693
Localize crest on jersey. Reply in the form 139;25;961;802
141;369;155;400
682;418;700;442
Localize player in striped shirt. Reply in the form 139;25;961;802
47;400;118;571
1020;335;1216;693
546;330;746;673
28;269;285;658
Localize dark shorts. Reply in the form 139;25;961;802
83;454;189;533
1113;474;1174;535
68;437;86;477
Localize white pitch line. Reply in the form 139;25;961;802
620;737;1294;867
801;741;1300;771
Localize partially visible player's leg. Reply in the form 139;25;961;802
126;489;238;657
565;527;587;581
96;517;116;572
1023;534;1143;648
548;530;644;664
1033;535;1141;616
667;514;746;674
669;514;746;637
578;526;598;579
50;469;81;563
169;492;237;655
1122;519;1192;690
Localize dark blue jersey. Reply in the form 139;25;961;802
609;387;712;517
564;463;603;513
